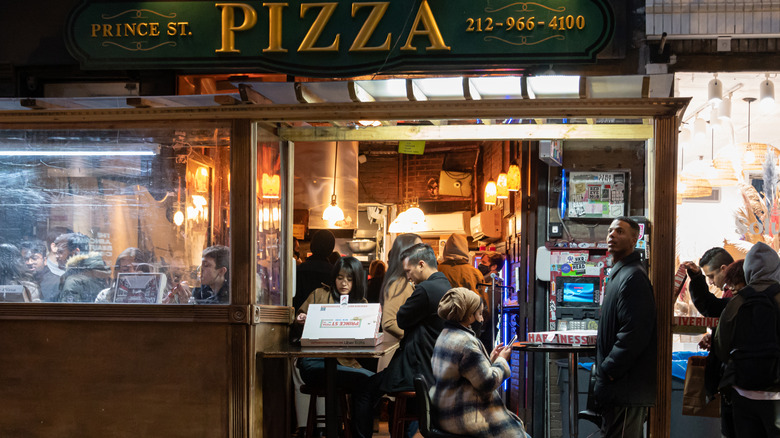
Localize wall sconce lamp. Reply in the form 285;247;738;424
507;164;520;191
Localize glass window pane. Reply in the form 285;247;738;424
0;123;231;304
256;135;284;306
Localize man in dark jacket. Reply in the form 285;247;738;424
682;247;735;438
20;240;61;302
353;243;451;438
53;232;110;303
293;229;335;310
595;217;656;438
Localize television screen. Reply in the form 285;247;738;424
562;282;595;304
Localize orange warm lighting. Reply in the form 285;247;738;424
507;165;520;191
496;173;509;199
484;181;497;205
261;173;281;199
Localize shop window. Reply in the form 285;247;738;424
256;136;284;306
0;123;231;304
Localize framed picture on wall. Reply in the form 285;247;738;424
562;170;631;220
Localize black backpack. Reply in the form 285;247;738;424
725;283;780;391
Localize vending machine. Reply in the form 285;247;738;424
547;244;608;331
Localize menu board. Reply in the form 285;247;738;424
565;171;629;220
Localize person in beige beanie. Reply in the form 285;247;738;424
430;287;528;438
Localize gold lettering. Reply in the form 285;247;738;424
138;22;148;36
350;2;391;52
167;22;178;36
263;3;288;52
102;24;113;37
400;0;450;51
149;22;160;36
124;23;136;36
216;3;258;53
178;22;190;36
91;24;100;37
298;3;339;52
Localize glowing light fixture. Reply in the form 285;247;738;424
760;74;775;110
708;74;722;104
718;97;732;120
496;173;509;199
173;211;184;226
693;117;707;143
507;164;520;191
261;173;281;199
0;150;156;156
484;181;497;205
322;142;344;224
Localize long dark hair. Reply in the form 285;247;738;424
380;233;421;305
328;256;366;303
0;244;31;285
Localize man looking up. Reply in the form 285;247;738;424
595;217;656;438
354;243;451;438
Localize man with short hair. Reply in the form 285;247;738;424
164;245;230;304
683;247;735;317
20;240;60;302
595;217;656;438
55;233;110;303
681;247;735;438
354;243;451;438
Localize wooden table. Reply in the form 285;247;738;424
513;343;596;438
259;341;399;438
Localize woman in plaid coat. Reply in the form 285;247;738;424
430;287;528;438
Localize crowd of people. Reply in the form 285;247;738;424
290;230;520;438
0;230;228;306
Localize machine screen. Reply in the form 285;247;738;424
562;282;595;304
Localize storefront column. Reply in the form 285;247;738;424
648;115;680;438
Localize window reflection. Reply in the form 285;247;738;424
0;124;231;304
257;140;283;306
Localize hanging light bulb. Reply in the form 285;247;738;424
496;173;509;199
484;181;497;205
507;164;520;191
760;74;775;111
708;73;723;104
322;142;344;224
173;211;184;226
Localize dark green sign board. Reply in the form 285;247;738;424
66;0;614;77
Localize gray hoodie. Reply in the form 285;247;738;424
743;241;780;291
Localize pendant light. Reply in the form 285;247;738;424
484;181;497;205
496;173;509;199
388;157;428;233
708;73;723;105
322;142;344;224
739;97;775;171
507;164;520;191
760;74;775;110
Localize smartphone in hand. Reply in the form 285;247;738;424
508;334;519;346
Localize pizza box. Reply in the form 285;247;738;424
301;303;382;347
527;330;598;346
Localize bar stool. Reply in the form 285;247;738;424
388;391;418;438
300;384;352;438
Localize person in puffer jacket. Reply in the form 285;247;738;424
59;252;110;303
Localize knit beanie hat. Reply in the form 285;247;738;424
438;287;481;323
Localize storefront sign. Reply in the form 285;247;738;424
65;0;614;76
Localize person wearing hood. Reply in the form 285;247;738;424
55;233;110;303
430;287;528;438
438;234;483;294
293;229;336;311
714;241;780;437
